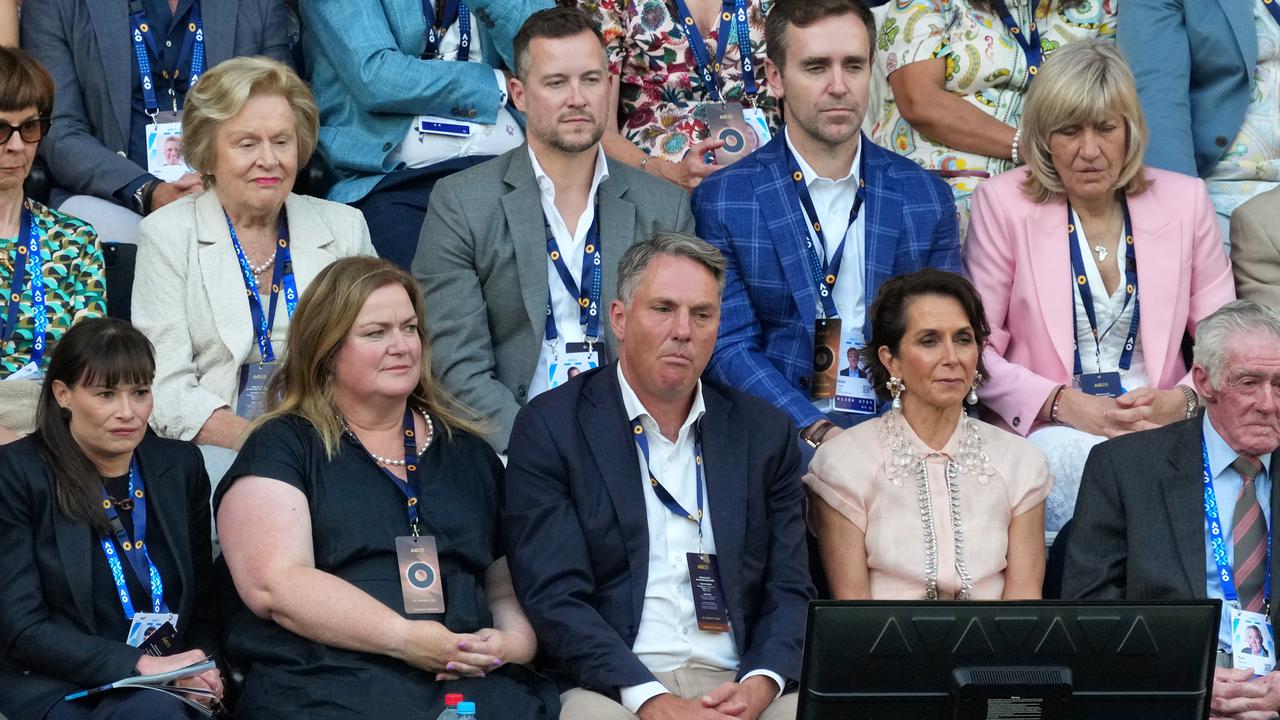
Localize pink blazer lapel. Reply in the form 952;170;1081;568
1026;197;1074;379
1130;193;1185;385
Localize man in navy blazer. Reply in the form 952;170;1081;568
692;0;961;454
504;233;812;720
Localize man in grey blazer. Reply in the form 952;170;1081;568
20;0;291;243
1231;187;1280;310
1064;300;1280;718
415;7;693;454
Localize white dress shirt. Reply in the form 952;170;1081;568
387;20;524;169
526;146;610;401
785;129;867;413
616;365;784;712
1069;210;1150;391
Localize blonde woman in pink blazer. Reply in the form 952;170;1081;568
965;41;1236;532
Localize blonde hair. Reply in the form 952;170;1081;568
1019;40;1149;203
181;56;319;190
252;257;486;457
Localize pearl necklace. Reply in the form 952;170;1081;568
247;251;276;276
344;410;434;466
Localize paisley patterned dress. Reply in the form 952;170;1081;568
0;199;106;377
583;0;780;162
872;0;1116;236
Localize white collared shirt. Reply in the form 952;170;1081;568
785;128;867;413
526;145;611;401
1069;211;1149;390
387;21;525;169
616;365;783;712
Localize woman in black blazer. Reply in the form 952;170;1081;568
0;319;222;720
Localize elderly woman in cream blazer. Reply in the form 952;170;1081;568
133;57;374;465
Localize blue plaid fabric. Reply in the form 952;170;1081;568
692;133;962;429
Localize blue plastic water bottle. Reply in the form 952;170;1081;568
456;701;477;718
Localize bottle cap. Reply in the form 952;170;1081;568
445;694;464;707
457;701;476;715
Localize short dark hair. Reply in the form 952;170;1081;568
513;6;607;81
765;0;877;69
863;269;991;400
0;47;55;117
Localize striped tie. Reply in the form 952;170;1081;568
1232;455;1268;613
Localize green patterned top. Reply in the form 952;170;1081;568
0;199;106;378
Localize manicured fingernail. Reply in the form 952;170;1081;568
446;662;455;671
457;641;468;650
492;658;502;666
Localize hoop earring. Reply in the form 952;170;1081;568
887;376;906;411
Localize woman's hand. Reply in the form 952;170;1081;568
1114;387;1190;427
394;620;502;678
1054;388;1158;438
136;648;223;705
656;138;726;190
433;628;523;681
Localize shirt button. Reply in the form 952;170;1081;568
1215;135;1229;148
382;142;393;151
116;151;127;157
1012;416;1021;427
165;40;173;48
682;628;689;635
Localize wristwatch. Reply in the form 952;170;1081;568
1178;384;1200;419
131;179;159;216
801;419;836;449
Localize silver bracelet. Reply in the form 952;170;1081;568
640;154;652;172
1178;384;1200;419
1011;127;1023;166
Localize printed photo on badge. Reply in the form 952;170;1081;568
834;340;876;414
1232;611;1277;676
146;123;194;182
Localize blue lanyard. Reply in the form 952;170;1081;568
543;202;603;344
422;0;471;61
129;0;205;116
1;206;46;368
1265;0;1280;27
1068;197;1139;377
98;458;169;619
1204;439;1272;605
225;212;297;364
378;408;424;536
671;0;757;101
989;0;1041;82
785;140;867;321
631;417;706;545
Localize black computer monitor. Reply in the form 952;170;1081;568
798;600;1220;720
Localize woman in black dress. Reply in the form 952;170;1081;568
215;257;559;719
0;319;221;720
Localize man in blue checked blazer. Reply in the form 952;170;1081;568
692;0;961;452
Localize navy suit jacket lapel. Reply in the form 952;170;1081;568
700;384;747;642
1163;418;1209;598
53;497;96;632
860;140;902;343
581;368;650;626
753;136;818;337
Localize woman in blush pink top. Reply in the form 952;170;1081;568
804;269;1052;600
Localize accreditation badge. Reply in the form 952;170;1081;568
4;360;42;383
1077;371;1124;398
236;362;277;421
811;318;841;400
685;553;731;633
395;535;446;615
1230;606;1276;676
145;111;193;182
548;341;606;389
834;338;875;414
701;102;759;168
126;612;179;648
742;107;773;146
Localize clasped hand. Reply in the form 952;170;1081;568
1058;387;1186;438
135;648;223;706
1211;666;1280;720
397;621;509;680
637;677;776;720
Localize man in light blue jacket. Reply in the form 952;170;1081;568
302;0;551;269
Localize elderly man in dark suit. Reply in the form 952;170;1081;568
1065;300;1280;719
503;233;813;720
417;7;692;455
20;0;291;243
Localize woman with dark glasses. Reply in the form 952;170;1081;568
0;47;106;445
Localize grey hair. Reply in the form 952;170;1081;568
1193;300;1280;387
616;232;727;305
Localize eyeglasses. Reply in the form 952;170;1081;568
0;117;51;145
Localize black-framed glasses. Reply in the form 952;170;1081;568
0;117;51;145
